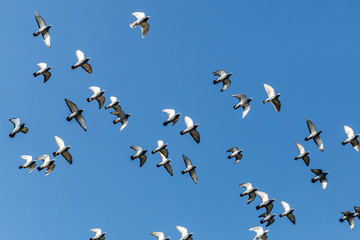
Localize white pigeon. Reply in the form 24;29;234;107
19;155;36;173
71;50;92;73
279;201;296;225
33;63;52;83
53;136;72;164
262;84;281;112
151;140;169;158
180;116;200;143
181;155;198;184
129;12;150;38
150;232;171;240
9;118;28;138
36;155;55;176
157;152;173;176
162;109;181;126
87;86;106;109
249;226;269;240
90;228;106;240
176;226;194;240
130;146;148;167
294;143;310;166
232;94;252;118
255;191;275;214
212;70;232;92
33;11;51;48
342;126;360;151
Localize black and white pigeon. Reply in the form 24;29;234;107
71;50;92;73
279;201;296;225
294;143;310;166
9;118;28;138
33;11;51;48
239;183;258;204
182;154;198;184
176;226;193;240
339;211;355;230
255;191;275;214
180;116;200;143
304;118;324;152
19;155;36;173
156;152;173;176
53;136;72;164
249;226;269;240
232;94;252;118
129;12;150;38
150;232;171;240
33;63;52;82
36;154;55;176
342;126;360;151
151;140;169;158
64;99;87;131
110;103;131;132
259;212;276;227
311;169;328;190
262;84;281;112
227;147;243;164
105;96;120;110
90;228;106;240
212;70;232;92
87;86;106;109
354;206;360;219
130;146;147;167
162;109;181;126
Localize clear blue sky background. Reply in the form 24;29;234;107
1;0;360;239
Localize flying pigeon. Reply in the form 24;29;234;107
181;154;198;184
130;146;147;167
162;109;181;126
9;118;28;138
212;70;232;92
105;96;120;110
262;84;281;112
259;212;276;227
90;228;106;240
339;211;355;230
64;99;87;131
279;201;296;225
180;116;200;143
232;94;252;118
354;206;360;219
87;86;106;109
304;118;324;152
176;226;193;240
53;136;72;164
239;183;258;204
33;63;52;83
249;226;269;240
227;147;243;164
33;11;51;48
150;232;171;240
129;12;150;38
19;155;36;173
294;143;310;166
152;140;169;158
255;191;275;214
342;126;359;151
156;152;173;176
311;169;328;190
36;154;55;176
110;104;131;131
71;50;92;73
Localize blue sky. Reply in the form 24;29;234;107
1;0;360;239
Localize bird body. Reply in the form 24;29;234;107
311;169;328;190
181;154;198;184
249;226;269;240
90;228;106;240
176;226;194;240
33;11;51;48
232;94;252;118
110;103;130;131
72;50;92;73
162;109;181;126
19;155;36;173
65;99;87;131
130;146;148;167
339;211;355;230
130;12;150;38
105;96;120;109
259;212;276;227
180;116;200;143
279;201;296;224
152;140;169;157
342;126;360;151
156;152;173;176
87;86;106;109
227;147;243;164
212;70;232;92
294;143;310;166
36;155;55;175
9;118;28;138
53;136;72;164
239;183;258;204
33;63;52;82
255;191;275;214
304;118;324;151
262;84;281;112
150;232;171;240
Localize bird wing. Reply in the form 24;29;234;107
62;151;72;164
119;119;129;131
34;11;46;28
42;31;51;48
311;169;323;175
184;116;194;128
76;50;85;61
266;218;275;227
320;178;328;190
90;228;102;238
89;86;100;94
140;155;147;167
314;135;324;151
176;226;188;237
164;163;173;176
264;84;275;98
130;146;142;152
110;96;118;104
211;70;226;77
281;201;290;212
182;154;192;167
242;104;251;118
232;94;247;101
344;125;355;138
37;63;47;69
132;12;145;19
221;79;231;92
271;98;281;112
140;22;150;38
36;154;50;162
151;232;165;239
287;213;296;225
9;118;20;128
75;115;87;131
189;169;198;184
43;72;51;82
20;155;32;163
97;96;106;109
157;140;164;147
239;182;252;190
160;148;169;158
351;139;360;151
162;109;175;118
306;118;317;133
265;204;273;214
255;191;269;202
248;192;256;204
295;142;305;154
249;226;263;235
112;104;124;114
29;163;36;173
81;63;93;73
54;136;65;149
45;164;55;176
303;155;310;166
227;147;238;153
64;99;78;113
190;129;200;143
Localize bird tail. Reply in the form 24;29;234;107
304;137;309;141
311;178;317;183
19;166;23;169
256;205;261;210
341;141;346;145
9;133;14;138
339;218;344;222
33;32;39;36
233;105;238;110
130;156;135;160
156;164;161;168
163;121;168;126
66;116;71;121
87;98;91;102
294;157;299;160
213;80;219;84
262;100;267;104
71;65;76;69
129;22;136;28
181;170;186;174
180;131;185;135
52;152;57;157
37;166;42;171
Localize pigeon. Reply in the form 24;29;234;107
180;116;200;143
71;50;92;73
33;11;51;48
9;118;28;138
33;63;52;83
304;118;324;152
19;155;36;173
279;201;296;225
239;183;258;204
339;211;355;230
227;147;243;164
181;154;198;184
249;226;269;240
255;191;275;214
64;99;87;131
232;94;252;118
342;126;360;151
130;146;147;167
129;12;150;38
176;226;193;240
110;104;131;131
87;86;106;109
259;212;276;227
156;152;173;176
294;143;310;166
36;155;55;176
105;96;120;109
311;169;328;190
162;109;181;126
150;232;171;240
53;136;72;164
262;84;281;112
212;70;232;92
90;228;106;240
354;206;360;219
151;140;169;158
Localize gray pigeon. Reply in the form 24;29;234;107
232;94;252;118
64;99;87;131
294;143;310;166
305;118;324;152
182;154;198;184
150;232;171;240
9;118;28;138
227;147;243;164
262;84;281;112
157;152;173;176
53;136;72;164
151;140;169;158
255;191;275;214
339;211;355;230
239;183;258;204
342;126;360;151
36;154;55;176
33;63;52;82
33;11;51;48
19;155;36;173
130;146;147;167
212;70;232;92
90;228;106;240
87;86;106;109
249;226;269;240
176;226;193;240
259;212;276;227
71;50;92;73
162;109;181;126
110;104;131;132
180;116;200;143
311;169;328;190
129;12;150;38
354;206;360;219
279;201;296;225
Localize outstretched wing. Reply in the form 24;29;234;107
34;11;46;28
162;109;175;118
212;70;226;77
176;226;188;237
132;12;145;19
140;22;150;38
81;63;92;73
42;31;51;48
184;116;194;128
190;129;200;143
221;79;231;92
255;191;269;202
239;182;252;190
75;115;87;131
306;118;317;134
9;118;20;128
164;163;173;176
89;86;100;94
281;201;290;212
295;142;305;154
264;84;275;98
54;136;65;149
314;136;324;152
344;125;355;138
189;169;198;184
64;99;78;113
76;50;85;61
